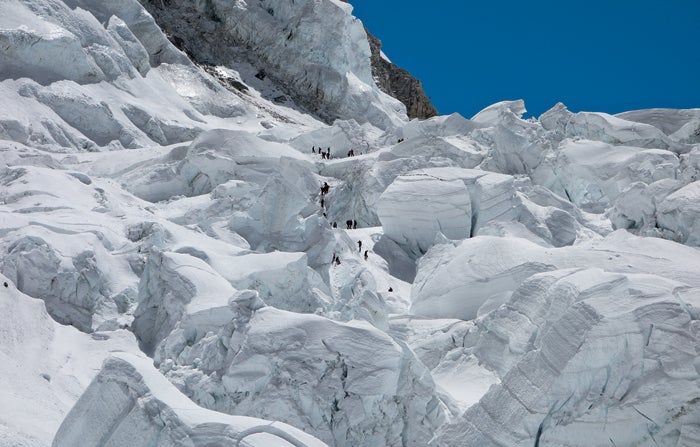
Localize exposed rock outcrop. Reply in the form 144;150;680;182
365;29;439;119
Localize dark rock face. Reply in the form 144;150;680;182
365;29;438;119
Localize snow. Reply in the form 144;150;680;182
53;352;329;447
0;274;138;447
1;0;699;446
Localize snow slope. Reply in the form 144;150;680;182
1;0;699;446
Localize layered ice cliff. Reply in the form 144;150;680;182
1;1;699;446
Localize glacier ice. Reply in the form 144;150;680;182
53;353;329;447
0;0;699;445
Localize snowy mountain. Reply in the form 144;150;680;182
1;1;699;446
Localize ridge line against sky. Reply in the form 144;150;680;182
350;0;700;119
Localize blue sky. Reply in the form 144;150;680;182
350;0;700;118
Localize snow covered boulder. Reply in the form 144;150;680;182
436;269;700;447
53;353;328;447
377;174;472;255
156;307;446;447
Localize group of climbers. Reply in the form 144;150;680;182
313;145;368;159
310;159;378;274
312;146;332;159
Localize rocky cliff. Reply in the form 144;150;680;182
365;29;439;119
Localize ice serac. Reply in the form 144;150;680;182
53;353;328;447
545;139;679;213
471;100;527;126
411;231;700;320
0;165;142;332
616;107;700;142
0;0;247;151
377;174;472;256
156;305;446;447
435;269;700;447
0;273;138;447
132;250;236;355
539;103;686;151
656;181;700;246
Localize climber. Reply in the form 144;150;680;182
364;250;368;261
358;240;362;252
353;219;357;229
346;219;352;229
332;222;338;228
3;281;7;288
335;257;341;266
388;287;393;292
312;146;315;153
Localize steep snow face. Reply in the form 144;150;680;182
53;353;329;447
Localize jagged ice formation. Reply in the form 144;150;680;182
0;1;699;447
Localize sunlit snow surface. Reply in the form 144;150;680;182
1;1;699;446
